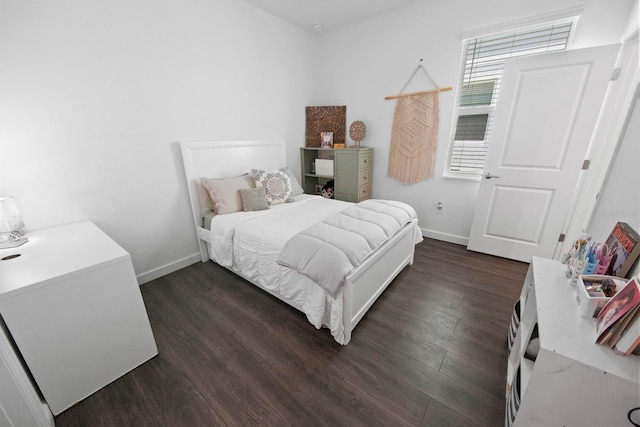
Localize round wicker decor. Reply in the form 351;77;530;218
349;120;366;144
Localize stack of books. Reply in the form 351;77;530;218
595;277;640;355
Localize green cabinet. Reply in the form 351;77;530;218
300;147;373;202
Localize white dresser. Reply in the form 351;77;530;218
0;220;157;415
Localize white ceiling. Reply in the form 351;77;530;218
243;0;417;33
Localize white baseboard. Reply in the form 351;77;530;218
137;231;468;285
136;252;203;285
421;227;469;246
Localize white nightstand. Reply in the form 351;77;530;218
0;220;157;415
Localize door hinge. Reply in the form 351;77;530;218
611;68;621;81
558;233;566;243
582;159;591;170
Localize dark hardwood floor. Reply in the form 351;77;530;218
55;238;528;426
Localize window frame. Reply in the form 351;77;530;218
444;15;579;180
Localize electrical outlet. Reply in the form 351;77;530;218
436;202;444;214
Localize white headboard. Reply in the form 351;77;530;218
180;139;287;261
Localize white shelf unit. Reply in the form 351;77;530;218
506;256;639;427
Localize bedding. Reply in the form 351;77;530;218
203;211;217;230
207;194;422;344
276;199;419;297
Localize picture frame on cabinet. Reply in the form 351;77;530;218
321;132;333;148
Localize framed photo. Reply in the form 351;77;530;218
320;132;333;148
314;184;323;194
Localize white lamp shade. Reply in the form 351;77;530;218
0;196;25;233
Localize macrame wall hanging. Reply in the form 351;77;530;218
385;60;451;184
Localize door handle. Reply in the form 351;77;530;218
484;173;501;179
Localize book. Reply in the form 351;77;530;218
603;222;640;278
605;305;640;348
595;277;640;346
613;310;640;355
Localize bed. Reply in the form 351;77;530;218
180;139;422;344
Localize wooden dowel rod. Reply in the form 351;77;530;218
384;87;452;100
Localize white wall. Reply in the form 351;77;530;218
587;0;640;244
588;96;640;242
0;0;635;281
0;0;316;281
313;0;634;244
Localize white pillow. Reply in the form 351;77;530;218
201;174;255;214
290;172;304;196
251;167;295;205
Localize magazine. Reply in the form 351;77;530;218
595;277;640;345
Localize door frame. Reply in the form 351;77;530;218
556;31;640;259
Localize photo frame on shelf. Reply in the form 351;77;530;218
321;132;333;148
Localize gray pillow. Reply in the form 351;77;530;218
240;187;269;211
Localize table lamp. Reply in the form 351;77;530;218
0;196;28;249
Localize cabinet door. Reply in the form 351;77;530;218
0;319;53;427
334;151;359;202
0;260;157;415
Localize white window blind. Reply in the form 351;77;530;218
447;20;574;177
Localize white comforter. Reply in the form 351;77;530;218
207;195;420;344
277;199;419;297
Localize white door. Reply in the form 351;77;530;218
467;44;619;262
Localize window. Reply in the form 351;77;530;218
446;19;576;178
